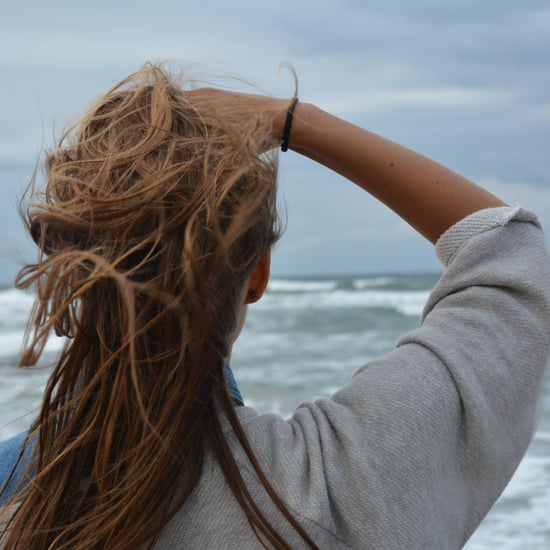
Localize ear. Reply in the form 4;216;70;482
244;251;271;304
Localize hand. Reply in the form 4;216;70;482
185;88;295;150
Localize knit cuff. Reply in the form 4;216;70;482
435;206;540;266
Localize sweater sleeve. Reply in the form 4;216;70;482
335;206;550;547
243;207;550;549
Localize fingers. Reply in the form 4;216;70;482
184;88;293;145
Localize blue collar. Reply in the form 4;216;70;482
224;364;244;407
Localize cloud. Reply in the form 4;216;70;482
321;87;518;115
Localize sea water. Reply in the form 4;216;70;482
0;275;549;548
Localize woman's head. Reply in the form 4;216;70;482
25;62;280;364
2;64;293;549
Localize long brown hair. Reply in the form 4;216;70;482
0;64;317;549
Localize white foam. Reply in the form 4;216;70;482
267;279;338;293
0;288;35;327
352;277;394;289
259;289;429;317
0;330;27;357
0;329;65;361
534;430;550;443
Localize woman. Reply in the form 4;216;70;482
0;63;549;549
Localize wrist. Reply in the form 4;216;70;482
285;102;324;153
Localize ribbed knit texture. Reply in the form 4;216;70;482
435;206;539;265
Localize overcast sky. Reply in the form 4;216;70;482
1;0;549;284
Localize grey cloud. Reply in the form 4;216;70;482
277;1;550;90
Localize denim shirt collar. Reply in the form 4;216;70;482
224;364;244;407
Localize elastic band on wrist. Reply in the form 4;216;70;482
281;97;299;152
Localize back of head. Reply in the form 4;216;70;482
2;63;282;549
29;62;280;360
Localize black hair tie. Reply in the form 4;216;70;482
281;97;299;152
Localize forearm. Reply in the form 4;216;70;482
287;103;506;243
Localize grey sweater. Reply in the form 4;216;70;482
155;207;550;549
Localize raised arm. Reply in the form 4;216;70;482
190;89;506;242
284;102;506;243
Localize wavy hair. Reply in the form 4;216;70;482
0;64;316;549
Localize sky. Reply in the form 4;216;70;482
1;0;549;283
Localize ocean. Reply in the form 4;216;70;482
1;274;549;548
